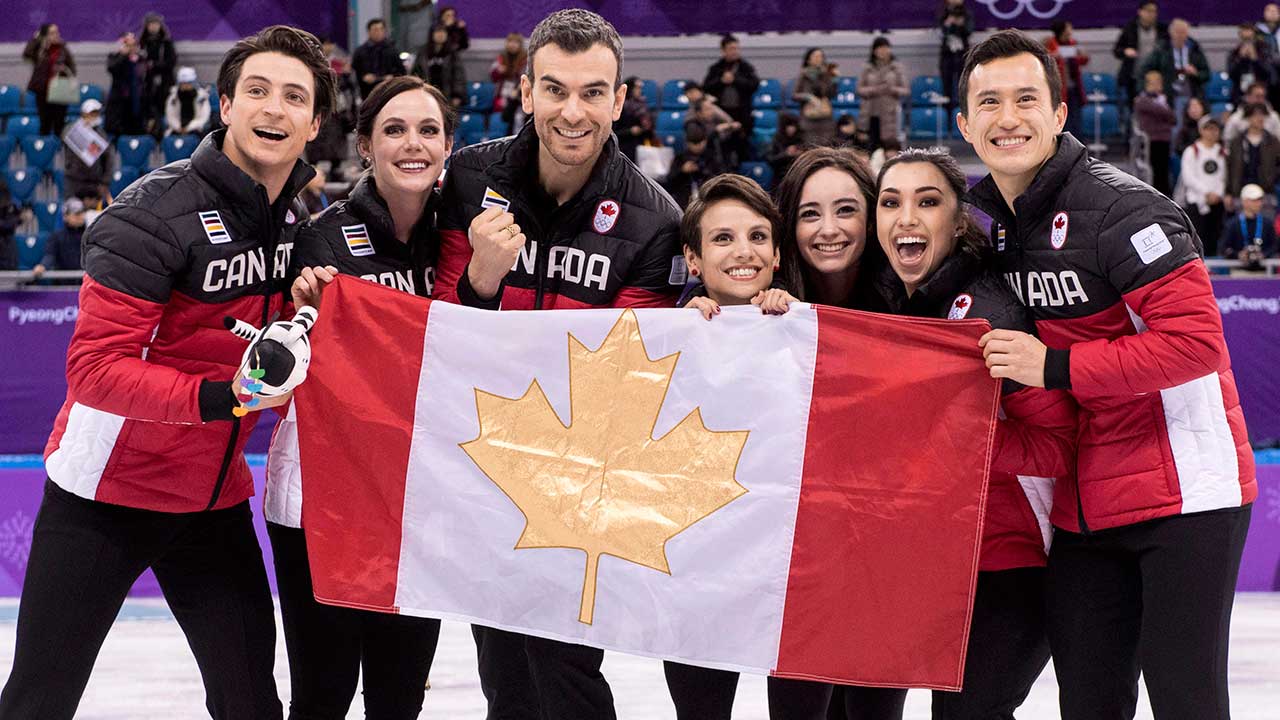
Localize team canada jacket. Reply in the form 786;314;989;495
872;251;1077;570
434;122;685;309
265;174;440;527
968;132;1256;532
44;130;313;513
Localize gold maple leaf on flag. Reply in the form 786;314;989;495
460;309;750;624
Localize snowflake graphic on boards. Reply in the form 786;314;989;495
0;509;35;574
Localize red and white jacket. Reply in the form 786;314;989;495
970;133;1256;533
44;131;312;513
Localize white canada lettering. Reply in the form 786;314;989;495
201;244;293;292
1003;270;1091;308
360;270;416;295
509;240;611;292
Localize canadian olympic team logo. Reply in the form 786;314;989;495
976;0;1072;20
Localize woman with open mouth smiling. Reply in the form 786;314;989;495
269;75;458;720
873;147;1077;720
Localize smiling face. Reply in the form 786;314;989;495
877;162;962;296
220;52;321;185
521;42;625;172
794;166;868;280
958;52;1066;200
360;88;452;197
685;198;778;305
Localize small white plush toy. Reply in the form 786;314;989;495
224;306;318;415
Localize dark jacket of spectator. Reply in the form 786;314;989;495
665;144;722;211
1228;46;1274;106
1139;37;1211;102
411;37;467;107
66;144;113;202
767;114;806;180
352;38;405;99
1220;209;1278;258
40;224;84;272
1134;91;1178;142
139;14;177;126
0;181;20;271
23;32;76;98
1113;17;1169;98
106;49;149;136
1227;131;1280;196
614;90;653;163
702;57;759;124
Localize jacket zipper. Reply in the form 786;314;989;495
205;188;279;511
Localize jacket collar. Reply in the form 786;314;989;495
487;121;625;210
967;131;1087;227
874;250;980;316
191;129;315;223
345;173;440;259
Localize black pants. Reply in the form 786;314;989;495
662;661;880;720
1149;140;1172;197
0;480;282;720
473;626;615;720
932;567;1050;719
1046;505;1251;720
35;94;67;137
1187;202;1225;257
826;686;907;720
268;523;440;720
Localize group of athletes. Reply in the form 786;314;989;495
0;8;1257;720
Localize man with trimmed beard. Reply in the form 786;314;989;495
434;9;684;720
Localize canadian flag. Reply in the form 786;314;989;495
295;276;999;689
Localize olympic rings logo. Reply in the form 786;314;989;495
975;0;1073;20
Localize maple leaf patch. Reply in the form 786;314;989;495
460;309;749;624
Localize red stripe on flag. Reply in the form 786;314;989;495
296;275;431;612
775;305;999;690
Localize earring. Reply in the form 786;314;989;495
773;263;780;271
690;267;699;277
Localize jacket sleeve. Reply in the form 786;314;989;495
735;62;759;98
66;205;232;424
992;387;1077;478
1059;191;1225;401
433;166;500;309
1113;24;1134;59
610;216;682;309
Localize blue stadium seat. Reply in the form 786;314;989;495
20;91;37;111
19;135;60;171
465;81;495;112
17;233;46;270
45;169;64;197
655;110;687;134
5;168;39;204
79;83;105;103
660;80;690;109
911;76;946;106
34;201;62;232
454;112;487;147
1209;101;1232;117
636;79;659;109
753;78;783;110
1204;72;1232;103
751;109;779;131
0;135;14;165
751;128;773;154
208;84;221;128
660;131;685;154
1080;103;1121;139
739;161;773;190
162;134;198;164
909;107;949;141
1082;73;1118;102
834;76;859;109
110;166;140;198
116;135;156;169
5;115;40;139
0;86;21;116
782;78;800;109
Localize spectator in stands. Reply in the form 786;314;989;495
299;166;329;215
1135;70;1178;196
703;35;759;141
1174;95;1209;155
164;67;211;137
1221;183;1278;263
1046;20;1089;137
436;6;470;53
689;97;741;167
65;99;113;204
23;23;76;137
795;47;838;145
1224;82;1280;143
869;138;901;177
938;0;974;120
491;32;528;134
1113;1;1168;106
682;82;707;107
412;25;467;108
858;38;908;148
1226;102;1280;212
310;38;358;181
1180;116;1227;255
666;122;722;210
767;112;806;181
32;198;86;280
353;18;405;100
1229;25;1273;108
106;31;148;136
0;180;20;271
833;112;863;149
615;77;653;163
1139;18;1209;106
139;13;177;135
1259;4;1280;107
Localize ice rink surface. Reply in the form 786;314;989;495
1;594;1277;719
